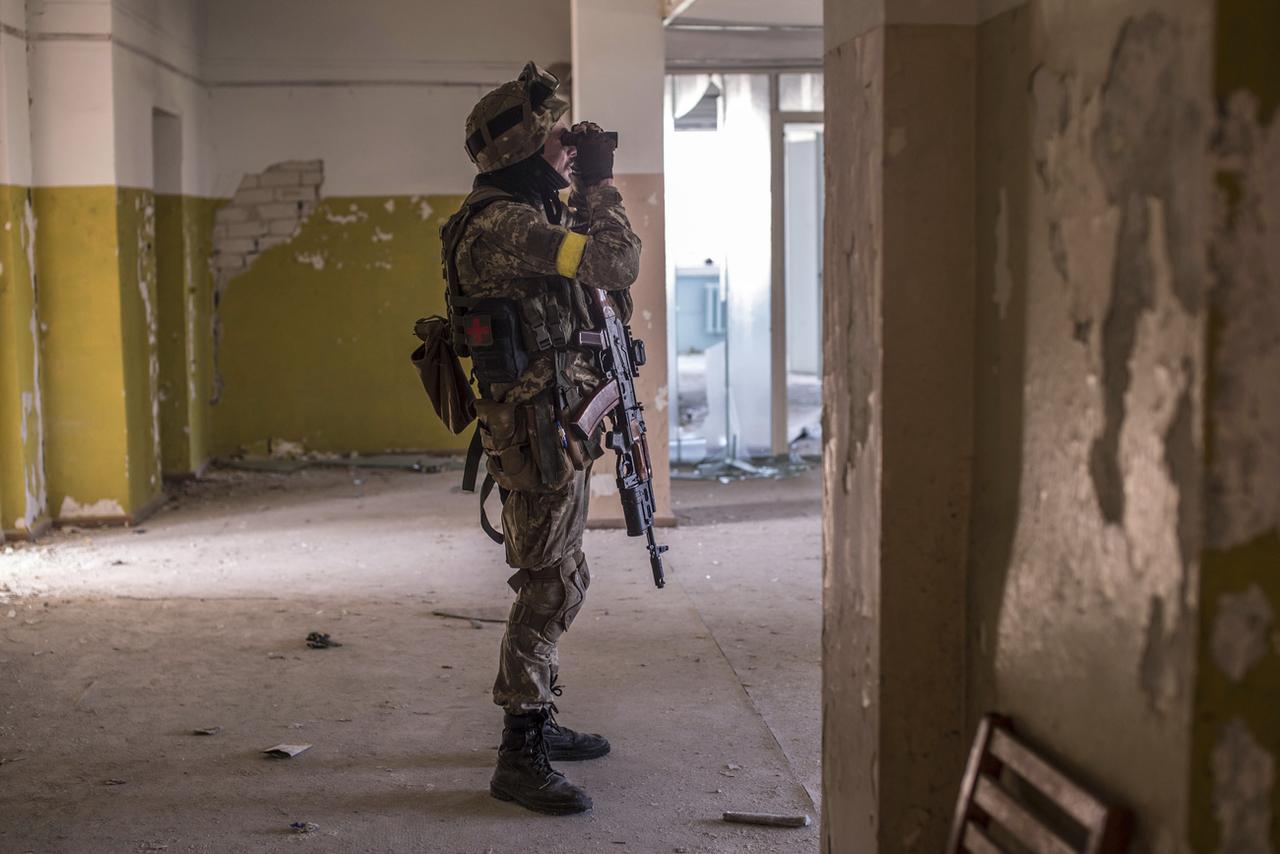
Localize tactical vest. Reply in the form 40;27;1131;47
439;186;594;393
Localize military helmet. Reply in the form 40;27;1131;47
465;61;570;173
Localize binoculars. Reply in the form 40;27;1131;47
560;129;619;148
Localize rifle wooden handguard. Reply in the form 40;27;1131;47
570;381;621;440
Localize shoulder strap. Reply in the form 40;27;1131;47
440;186;521;300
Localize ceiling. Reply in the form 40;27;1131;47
663;0;823;70
665;0;822;28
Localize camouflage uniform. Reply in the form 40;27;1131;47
451;184;641;713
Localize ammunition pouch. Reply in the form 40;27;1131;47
474;391;573;494
410;315;476;434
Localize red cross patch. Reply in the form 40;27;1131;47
464;314;494;347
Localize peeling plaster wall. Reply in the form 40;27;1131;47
822;12;975;852
967;1;1213;848
0;187;49;538
36;186;140;522
822;25;885;853
17;0;213;522
155;193;217;476
1190;1;1280;849
193;0;574;460
209;191;469;456
0;4;50;539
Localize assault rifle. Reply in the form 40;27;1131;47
570;287;669;588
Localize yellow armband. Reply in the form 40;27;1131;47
555;231;588;278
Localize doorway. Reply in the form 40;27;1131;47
664;72;824;468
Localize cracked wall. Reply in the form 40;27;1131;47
208;183;468;457
966;2;1212;849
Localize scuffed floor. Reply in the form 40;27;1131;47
0;466;820;853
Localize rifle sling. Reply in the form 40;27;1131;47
479;473;505;545
462;426;484;493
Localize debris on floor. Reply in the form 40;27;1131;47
290;821;319;834
721;811;811;828
220;452;463;475
305;631;341;649
192;726;222;736
262;743;312;758
431;607;506;624
103;778;128;786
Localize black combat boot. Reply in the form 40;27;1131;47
490;711;593;815
543;706;611;761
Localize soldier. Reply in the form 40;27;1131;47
439;62;641;815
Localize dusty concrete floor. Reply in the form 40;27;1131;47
0;466;820;853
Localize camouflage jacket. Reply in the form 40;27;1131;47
453;183;642;402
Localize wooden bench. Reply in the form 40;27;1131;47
947;715;1134;854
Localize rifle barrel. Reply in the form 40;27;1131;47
647;529;667;588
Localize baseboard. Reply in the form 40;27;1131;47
2;514;53;541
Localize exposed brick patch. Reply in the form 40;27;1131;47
210;161;324;404
211;160;323;282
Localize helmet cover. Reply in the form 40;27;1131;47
464;61;571;173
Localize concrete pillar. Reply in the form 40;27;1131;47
822;1;975;850
28;1;165;524
0;2;50;539
571;0;672;525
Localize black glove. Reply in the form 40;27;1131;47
563;121;618;185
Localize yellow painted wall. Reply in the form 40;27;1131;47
0;184;49;536
116;188;163;514
210;193;470;456
35;187;162;522
155;195;218;476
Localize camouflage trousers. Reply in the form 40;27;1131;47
492;462;593;713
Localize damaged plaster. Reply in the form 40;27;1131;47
1208;92;1280;551
57;496;126;520
1211;584;1274;683
210;160;325;403
1088;12;1206;528
17;196;47;531
1212;719;1276;854
136;195;161;491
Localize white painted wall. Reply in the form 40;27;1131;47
0;10;33;186
208;86;493;198
200;0;568;85
28;41;118;187
24;0;571;196
572;0;664;174
26;0;113;35
22;0;211;191
112;0;202;75
203;0;570;197
109;0;210;194
113;43;213;194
